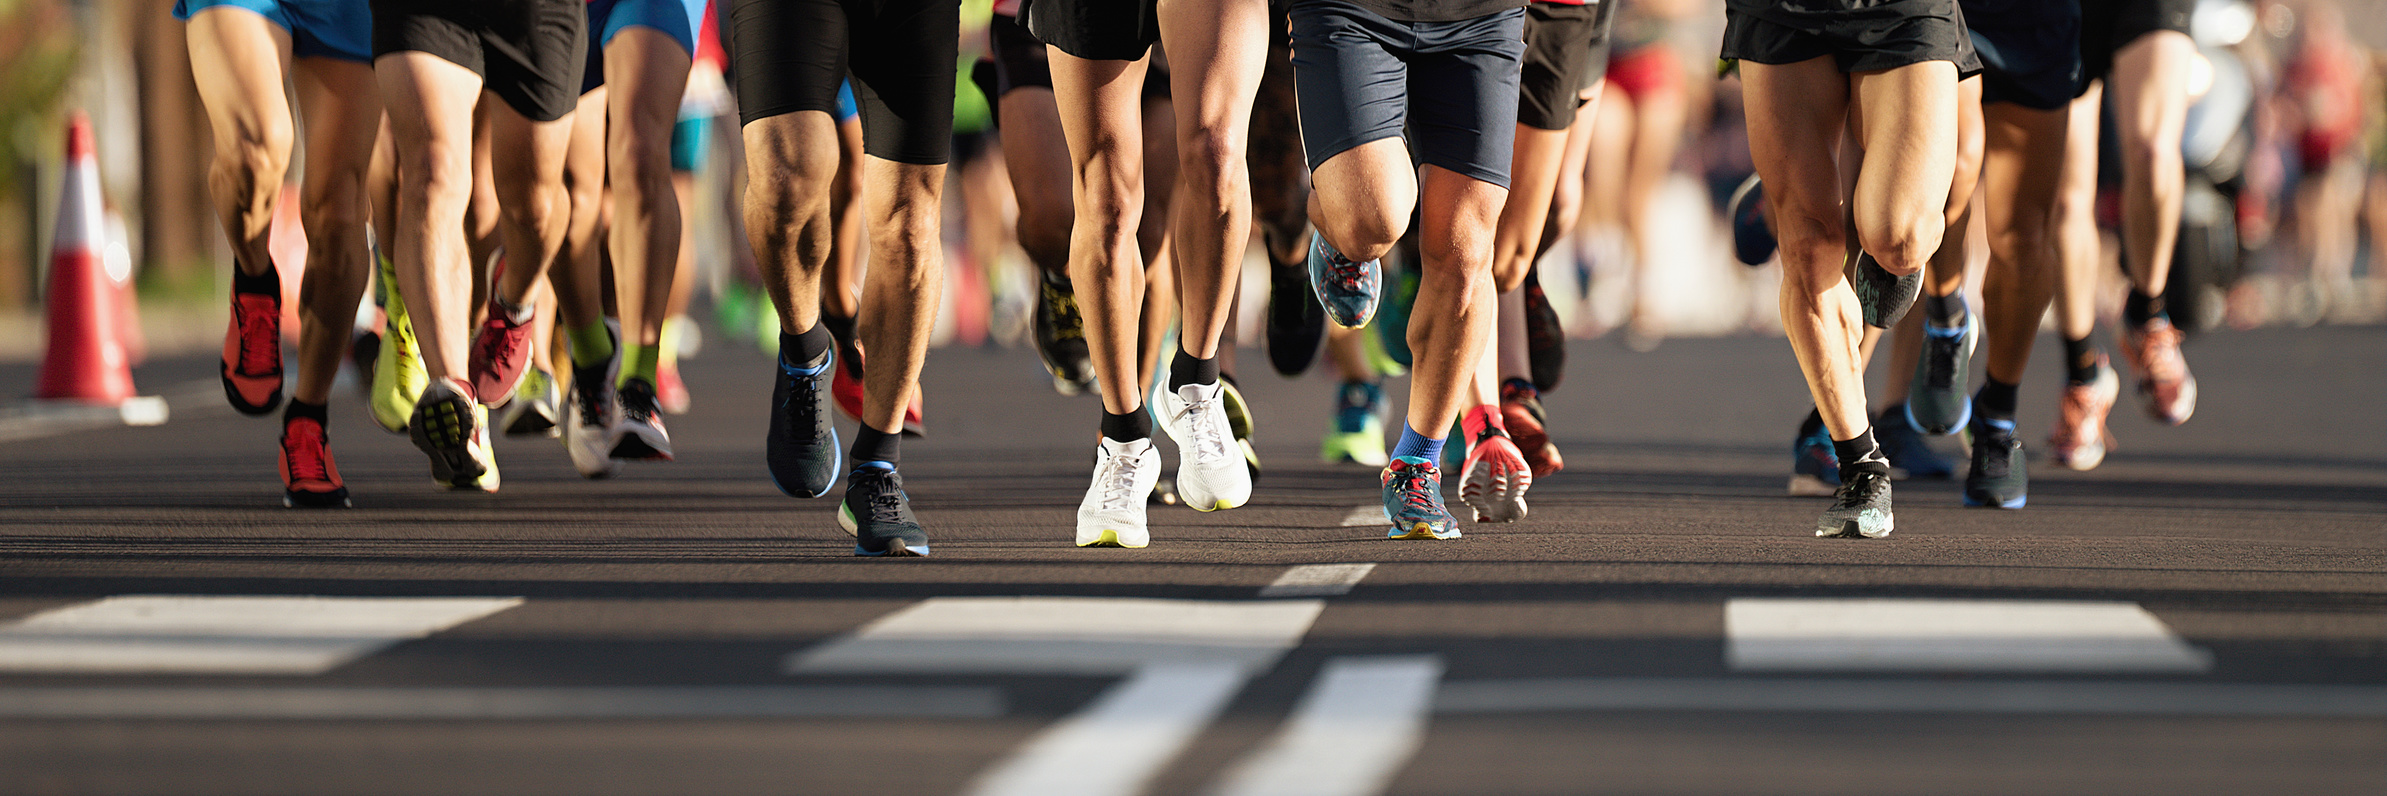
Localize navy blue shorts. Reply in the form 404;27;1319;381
1289;0;1527;188
176;0;374;64
1966;0;2079;111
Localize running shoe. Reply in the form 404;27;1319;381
370;258;426;434
349;328;379;403
1321;381;1390;467
1151;475;1180;506
1219;376;1260;481
831;336;866;422
2121;317;2198;425
409;378;498;492
468;300;536;405
221;269;284;415
1033;271;1097;395
1815;467;1894;538
1383;456;1461;540
1788;424;1840;497
768;348;842;498
1266;258;1327;376
1459;427;1531;523
611;376;675;461
1848;251;1921;329
1875;404;1953;480
500;366;562;438
838;462;929;556
1727;174;1776;266
656;358;690;415
1375;258;1417;368
564;362;620;479
1307;231;1381;328
2047;354;2120;471
1962;412;2028;508
1523;269;1565;391
1078;437;1160;548
1501;379;1564;478
1153;381;1253;511
1905;303;1979;435
280;416;351;508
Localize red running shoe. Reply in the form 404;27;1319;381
221;271;284;415
2121;317;2197;425
1500;380;1564;478
469;300;536;405
280;416;351;508
656;357;690;415
1458;405;1531;523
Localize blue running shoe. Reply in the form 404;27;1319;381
1321;381;1389;467
1727;174;1775;266
839;462;930;556
1308;232;1381;329
1962;412;2029;509
1382;456;1461;540
1789;425;1840;497
1375;257;1418;368
768;348;842;498
1875;404;1953;480
1905;304;1978;435
1847;251;1921;328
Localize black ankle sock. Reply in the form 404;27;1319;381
1798;409;1825;439
851;425;900;466
231;266;279;295
283;399;327;425
1833;427;1890;480
1167;348;1219;392
1100;409;1152;443
782;323;834;367
1975;378;2019;422
820;311;856;348
2124;289;2167;327
2063;336;2099;385
1925;291;1965;325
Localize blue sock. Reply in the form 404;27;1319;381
1391;424;1445;464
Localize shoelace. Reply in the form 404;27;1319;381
1395;466;1440;516
234;296;279;374
283;424;332;483
1923;324;1961;389
2138;324;2187;382
1323;255;1370;292
476;317;520;376
857;474;910;523
1175;395;1235;465
1096;449;1145;511
1832;469;1888;510
779;359;828;423
576;385;607;427
621;382;656;424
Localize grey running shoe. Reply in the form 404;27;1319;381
768;348;841;498
1815;467;1894;538
1848;252;1921;329
1905;304;1978;435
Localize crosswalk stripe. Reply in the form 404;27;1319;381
1338;505;1387;527
0;686;1003;720
1204;656;1443;796
786;597;1325;675
1259;563;1377;598
966;662;1250;796
1725;598;2212;672
0;595;523;675
1435;677;2387;717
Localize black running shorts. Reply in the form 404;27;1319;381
1966;0;2079;110
371;0;589;123
1517;0;1615;131
2076;0;2192;92
1020;0;1158;62
988;12;1169;100
1290;0;1528;188
1719;0;1982;76
727;0;959;166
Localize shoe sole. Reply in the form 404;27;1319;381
1460;463;1527;523
1076;529;1149;549
609;427;675;461
1387;522;1461;540
1963;493;2029;509
1816;518;1895;539
283;490;352;509
409;394;489;491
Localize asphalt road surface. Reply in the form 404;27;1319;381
1;324;2380;796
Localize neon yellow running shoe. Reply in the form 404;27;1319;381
372;255;428;434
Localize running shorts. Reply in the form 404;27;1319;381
1020;0;1158;62
372;0;588;123
2077;0;2192;92
988;12;1170;100
1517;0;1615;131
1290;0;1528;188
1719;0;1981;76
1965;0;2079;110
671;115;708;170
176;0;374;64
580;0;709;93
726;0;959;165
1604;43;1678;102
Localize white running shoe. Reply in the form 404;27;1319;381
1153;382;1253;511
1077;437;1161;548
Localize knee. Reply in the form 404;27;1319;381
611;118;674;191
298;176;368;245
1855;220;1936;275
1178;127;1247;199
1316;209;1404;263
217;119;294;186
748;154;835;221
1072;170;1144;249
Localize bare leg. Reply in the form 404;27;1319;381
855;159;948;435
186;8;294;280
740;112;840;336
377;52;487;383
1158;0;1269;360
604;29;693;359
2108;31;2194;295
1977;102;2067;384
289;58;382;404
1048;51;1154;417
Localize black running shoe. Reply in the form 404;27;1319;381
1848;251;1921;329
768;348;842;498
1727;174;1776;266
1963;413;2028;509
1265;257;1327;376
1875;404;1953;480
1523;268;1565;391
1816;467;1894;538
1905;304;1978;435
839;463;930;556
1033;271;1096;394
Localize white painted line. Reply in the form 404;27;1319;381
1434;677;2387;718
1205;656;1443;796
0;686;1003;719
967;662;1249;796
786;597;1325;676
0;595;524;675
1338;506;1387;527
1259;563;1377;598
1725;598;2212;672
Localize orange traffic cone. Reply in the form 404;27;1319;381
30;112;165;426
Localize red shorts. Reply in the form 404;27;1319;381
1605;44;1680;103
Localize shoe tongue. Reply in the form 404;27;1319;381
1102;436;1152;455
1177;381;1219;402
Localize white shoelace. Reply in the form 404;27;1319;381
1094;445;1148;512
1174;392;1235;468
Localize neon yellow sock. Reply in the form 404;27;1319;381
619;342;661;387
567;321;614;368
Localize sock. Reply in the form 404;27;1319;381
231;264;279;295
2063;336;2099;385
567;321;614;368
820;311;856;348
1101;409;1152;443
1798;408;1825;439
1975;377;2019;422
1391;424;1446;464
283;398;328;425
1460;405;1506;444
1832;426;1891;481
1925;291;1966;326
782;323;834;368
618;342;660;387
1167;348;1220;392
851;424;900;466
2124;289;2167;327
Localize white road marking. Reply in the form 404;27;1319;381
1435;677;2387;718
1205;656;1443;796
0;595;523;675
1725;598;2212;672
1338;505;1387;527
967;662;1249;796
0;686;1002;719
1259;563;1377;598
